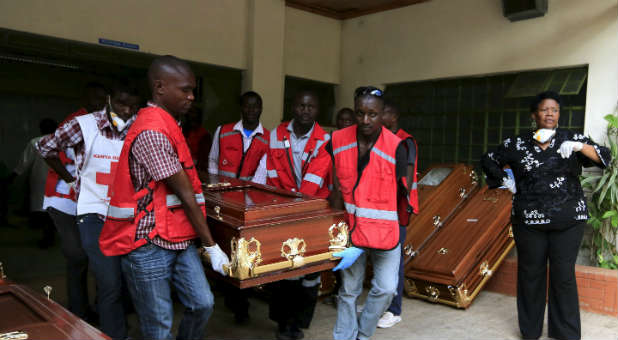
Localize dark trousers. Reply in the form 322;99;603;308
223;281;250;318
387;225;407;316
513;222;585;340
78;213;127;340
269;272;320;329
30;211;55;247
47;207;90;318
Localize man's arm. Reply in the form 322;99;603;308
164;170;215;246
44;157;75;183
324;140;344;209
36;119;84;183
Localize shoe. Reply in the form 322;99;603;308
275;323;304;340
377;311;401;328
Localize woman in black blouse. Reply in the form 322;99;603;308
481;91;610;340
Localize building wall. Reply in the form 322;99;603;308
284;7;341;84
339;0;618;142
0;0;249;70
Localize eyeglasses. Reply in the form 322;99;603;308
354;86;383;99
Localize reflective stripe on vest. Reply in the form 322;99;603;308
344;202;398;221
255;135;268;145
334;142;357;156
238;176;252;181
166;193;205;207
303;173;323;187
220;130;240;138
108;205;135;219
218;170;237;178
371;147;396;165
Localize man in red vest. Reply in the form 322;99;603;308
266;90;332;340
208;91;268;183
377;100;419;329
207;91;268;322
328;86;409;340
99;55;229;340
37;81;140;339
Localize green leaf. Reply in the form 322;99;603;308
612;214;618;227
605;114;618;128
594;172;610;194
598;170;617;203
602;210;617;218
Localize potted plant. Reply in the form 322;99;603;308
581;114;618;269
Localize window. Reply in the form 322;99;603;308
384;66;587;172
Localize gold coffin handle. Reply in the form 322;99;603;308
225;222;350;279
0;331;28;340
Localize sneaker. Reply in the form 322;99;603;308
377;311;402;328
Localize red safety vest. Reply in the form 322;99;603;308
217;123;269;181
99;106;204;256
266;122;332;198
185;126;210;163
332;125;401;250
43;108;88;208
396;129;419;225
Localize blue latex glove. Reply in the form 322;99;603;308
332;247;364;271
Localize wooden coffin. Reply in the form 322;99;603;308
201;175;348;289
403;164;479;266
404;186;515;309
0;270;109;340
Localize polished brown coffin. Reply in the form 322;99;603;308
0;274;109;339
201;175;348;289
403;164;479;266
404;186;515;308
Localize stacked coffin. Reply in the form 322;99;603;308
404;164;515;308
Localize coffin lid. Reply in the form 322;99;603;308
202;175;330;227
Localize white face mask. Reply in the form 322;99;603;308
108;96;128;131
533;128;556;143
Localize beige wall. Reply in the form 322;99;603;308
339;0;618;142
243;0;286;129
2;0;615;137
284;7;341;84
0;0;249;70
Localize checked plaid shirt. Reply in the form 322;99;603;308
129;107;194;250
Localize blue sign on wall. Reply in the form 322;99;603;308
98;38;139;50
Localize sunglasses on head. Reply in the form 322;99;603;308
354;86;383;99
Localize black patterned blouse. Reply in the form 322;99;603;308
481;128;611;228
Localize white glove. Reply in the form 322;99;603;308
202;244;230;276
559;141;583;159
501;177;516;194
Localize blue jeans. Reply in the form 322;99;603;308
333;244;401;340
387;225;407;316
121;243;214;340
77;213;127;339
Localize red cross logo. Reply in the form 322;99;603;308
96;161;119;198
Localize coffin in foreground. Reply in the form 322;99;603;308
201;176;347;289
0;271;109;340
